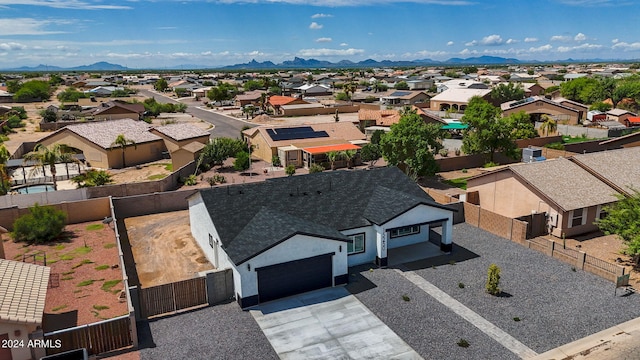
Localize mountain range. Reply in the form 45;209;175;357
2;56;635;72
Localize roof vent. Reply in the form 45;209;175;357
316;190;322;195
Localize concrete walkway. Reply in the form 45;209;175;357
396;269;539;359
250;287;423;360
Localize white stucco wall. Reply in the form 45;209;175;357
0;322;36;360
341;226;378;266
381;204;453;247
234;234;348;299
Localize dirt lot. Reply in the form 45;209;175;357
3;221;127;328
124;210;213;288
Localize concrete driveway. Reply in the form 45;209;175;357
250;287;423;360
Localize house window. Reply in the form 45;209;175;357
569;208;586;228
347;233;365;255
596;205;608;220
390;225;420;238
209;234;214;248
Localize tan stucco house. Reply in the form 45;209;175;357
501;96;581;124
0;259;50;360
243;122;366;169
150;124;210;170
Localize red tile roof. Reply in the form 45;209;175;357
627;117;640;124
268;95;298;106
303;143;361;154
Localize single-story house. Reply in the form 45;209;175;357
84;86;124;97
149;123;211;169
501;96;581;125
380;90;430;106
188;167;455;308
0;259;50;360
294;84;332;96
85;100;145;121
267;96;309;115
242;122;366;169
234;91;264;108
606;109;637;127
429;88;492;112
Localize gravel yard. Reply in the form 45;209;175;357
138;301;278;360
348;223;640;358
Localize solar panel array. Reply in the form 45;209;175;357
266;127;330;141
389;91;412;97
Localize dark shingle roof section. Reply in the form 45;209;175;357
198;167;445;264
227;207;349;264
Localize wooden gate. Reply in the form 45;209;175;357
44;315;133;356
140;277;208;319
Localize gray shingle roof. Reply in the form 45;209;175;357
510;158;620;211
153;124;210;141
570;147;640;195
63;119;160;149
197;167;448;264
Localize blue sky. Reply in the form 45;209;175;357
1;0;639;69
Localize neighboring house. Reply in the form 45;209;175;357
84;86;124;97
406;79;433;90
467;147;640;238
606;109;637;127
85;100;145;121
358;107;445;133
234;91;264;108
242;122;366;169
267;95;308;115
38;119;164;169
0;259;50;360
380;90;430;106
149;124;211;170
429;88;492;112
522;83;545;97
188;167;455;308
501;96;581;125
294;84;332;96
554;98;589;122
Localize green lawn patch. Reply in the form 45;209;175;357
75;246;92;255
59;254;74;261
93;305;109;311
62;276;74;280
85;224;104;231
62;270;75;275
104;243;117;249
443;177;468;190
54;244;66;250
101;279;121;293
52;305;67;312
164;163;173;171
77;278;103;287
95;265;110;271
72;259;94;269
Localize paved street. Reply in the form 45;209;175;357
137;89;253;139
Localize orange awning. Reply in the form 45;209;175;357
303;143;361;155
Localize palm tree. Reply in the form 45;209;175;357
111;134;137;168
340;149;357;169
540;115;557;137
326;151;340;171
23;143;74;190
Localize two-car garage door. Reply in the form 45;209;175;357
257;253;333;303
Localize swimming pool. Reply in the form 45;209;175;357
12;184;56;194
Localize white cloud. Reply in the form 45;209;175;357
550;35;572;42
505;38;518;45
480;34;503;46
524;37;538;43
315;37;332;43
297;48;364;57
0;18;68;35
0;42;27;51
411;50;448;58
339;42;348;47
309;22;323;30
612;38;619;43
465;40;477;46
460;48;479;56
529;44;553;52
311;13;333;18
446;41;454;46
574;32;587;41
0;0;131;10
612;41;640;51
556;0;615;6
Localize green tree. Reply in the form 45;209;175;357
40;109;58;123
243;80;263;91
360;143;381;166
559;77;599;103
380;109;445;178
233;151;250;172
6;80;21;94
12;204;67;244
0;145;10;195
326;151;341;170
540;115;557;136
462;66;478;75
340;149;357;168
490;83;525;104
506;111;537;140
335;92;349;101
111;134;137;168
154;78;168;92
200;138;248;168
596;190;640;255
57;88;88;102
23;143;75;190
461;96;520;162
589;101;612;112
285;164;296;176
71;169;113;188
370;129;385;145
394;81;409;90
13;80;51;102
485;264;501;296
207;83;237;101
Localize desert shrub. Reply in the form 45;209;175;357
308;163;324;174
285;164;296;176
483;161;500;168
12;204;66;244
486;263;501;295
439;148;449;157
271;155;282;167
